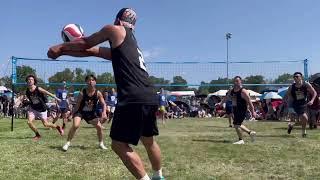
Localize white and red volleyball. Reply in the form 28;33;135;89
61;24;84;42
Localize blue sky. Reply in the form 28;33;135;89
1;0;320;83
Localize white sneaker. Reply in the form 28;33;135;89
233;140;245;144
99;143;108;150
250;131;256;142
62;142;70;151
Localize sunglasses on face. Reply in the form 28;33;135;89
293;76;301;78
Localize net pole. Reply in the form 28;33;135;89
304;59;309;80
11;56;17;131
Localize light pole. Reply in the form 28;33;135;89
226;32;232;84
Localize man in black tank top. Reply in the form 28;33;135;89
219;76;257;144
48;9;163;179
287;72;316;137
25;75;64;141
62;75;108;151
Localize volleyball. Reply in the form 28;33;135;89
61;24;84;42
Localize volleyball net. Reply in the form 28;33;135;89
9;56;308;88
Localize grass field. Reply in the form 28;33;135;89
1;118;320;180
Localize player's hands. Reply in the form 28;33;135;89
251;111;257;119
101;112;108;121
307;100;314;106
56;98;62;103
47;45;62;59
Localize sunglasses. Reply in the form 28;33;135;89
293;76;301;78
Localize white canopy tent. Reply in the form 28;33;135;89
209;90;228;97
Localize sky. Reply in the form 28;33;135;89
1;0;320;83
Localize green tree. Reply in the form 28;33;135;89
244;75;266;92
14;65;44;93
149;76;170;87
170;76;188;91
48;68;74;83
208;77;231;93
0;76;12;87
197;81;210;95
274;73;293;84
16;65;37;83
97;72;115;91
74;68;84;83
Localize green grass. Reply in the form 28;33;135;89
1;118;320;180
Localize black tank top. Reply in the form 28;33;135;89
26;86;47;112
291;83;308;105
79;89;98;113
110;27;157;105
230;88;247;112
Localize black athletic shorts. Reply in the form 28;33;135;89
233;107;246;125
59;107;69;114
74;111;99;124
226;106;233;115
293;103;307;115
110;104;159;146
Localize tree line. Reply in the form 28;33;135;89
0;65;294;94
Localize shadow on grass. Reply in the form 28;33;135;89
204;126;232;129
81;126;95;129
256;134;294;138
0;136;31;140
273;127;303;130
256;120;285;123
192;139;232;143
49;145;88;152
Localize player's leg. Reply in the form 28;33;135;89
300;113;308;137
40;111;64;136
141;136;163;180
111;140;147;179
90;118;107;149
140;105;164;180
27;110;41;140
62;116;82;151
110;105;150;179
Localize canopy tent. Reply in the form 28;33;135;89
170;91;195;96
247;90;262;97
278;87;289;98
209;90;228;97
263;92;283;100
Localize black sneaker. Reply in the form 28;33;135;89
229;125;232;128
302;134;307;138
287;124;293;134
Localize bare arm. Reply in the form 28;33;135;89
241;89;255;114
38;87;60;101
72;93;83;114
287;86;292;102
306;83;317;104
97;91;107;115
61;47;112;60
219;90;231;105
48;25;122;59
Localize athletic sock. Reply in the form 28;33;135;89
153;168;163;178
139;174;150;180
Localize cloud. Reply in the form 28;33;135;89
143;47;163;60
